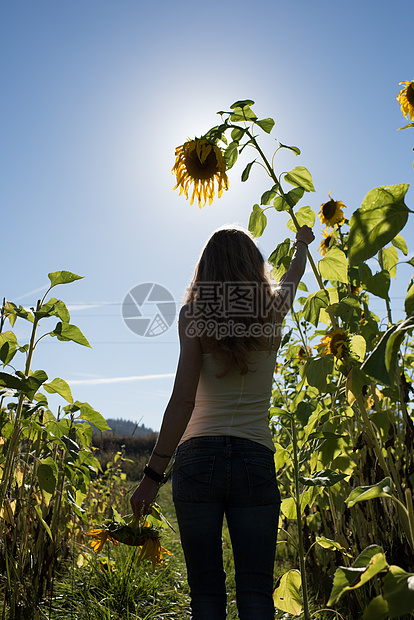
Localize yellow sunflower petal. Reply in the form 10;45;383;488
172;138;229;208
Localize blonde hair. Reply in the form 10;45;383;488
184;227;274;375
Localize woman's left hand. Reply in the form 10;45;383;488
130;477;160;518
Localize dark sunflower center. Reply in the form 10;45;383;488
185;149;219;180
322;200;337;219
407;82;414;107
323;236;333;248
331;333;347;355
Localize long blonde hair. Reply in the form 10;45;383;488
184;228;274;375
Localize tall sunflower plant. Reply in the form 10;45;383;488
173;93;414;619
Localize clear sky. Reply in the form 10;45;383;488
1;0;413;431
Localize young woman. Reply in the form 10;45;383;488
131;224;315;620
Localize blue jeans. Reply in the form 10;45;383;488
172;436;281;620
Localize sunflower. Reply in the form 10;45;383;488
138;536;172;571
86;528;119;554
318;229;336;256
397;80;414;121
318;192;347;227
316;329;349;359
172;138;229;208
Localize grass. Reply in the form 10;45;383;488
39;482;349;620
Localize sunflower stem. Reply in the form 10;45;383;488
242;128;340;330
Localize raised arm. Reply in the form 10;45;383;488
130;305;202;516
275;225;315;319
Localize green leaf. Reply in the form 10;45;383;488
273;187;305;212
316;536;352;557
299;469;347;487
241;160;255;182
261;184;279;206
268;239;293;268
349;334;366;362
359;264;390;300
20;370;49;400
73;402;111;431
302;289;330;327
229;106;257;122
34;505;54;542
51;322;91;347
348;184;410;266
229;99;255;109
391;234;408;255
224;141;239;169
405;284;414;315
0;331;18;365
48;271;83;288
302;355;334;391
273;569;302;616
231;127;245;142
0;372;22;391
318;246;348;284
383;565;414;617
381;246;398;278
37;458;58;494
284;166;315;192
255;117;275;134
279;142;301;156
43;378;73;403
346;478;393;508
363;595;389;620
248;204;267;238
287;206;316;232
328;545;388;605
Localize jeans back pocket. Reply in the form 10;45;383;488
244;458;280;505
173;455;216;502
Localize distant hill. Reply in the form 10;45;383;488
103;418;155;437
105;418;154;437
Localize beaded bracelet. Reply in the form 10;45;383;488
143;464;165;484
295;239;308;248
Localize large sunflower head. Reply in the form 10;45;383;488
86;527;119;554
172;138;229;208
318;228;337;256
397;80;414;121
319;192;347;227
316;329;349;359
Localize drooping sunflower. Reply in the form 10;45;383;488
172;138;229;208
397;80;414;121
138;536;171;571
318;192;347;227
86;527;119;554
316;329;349;359
318;229;336;256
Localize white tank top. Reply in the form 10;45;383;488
179;350;277;452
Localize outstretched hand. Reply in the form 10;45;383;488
295;225;315;247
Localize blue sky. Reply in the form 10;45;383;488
1;0;413;431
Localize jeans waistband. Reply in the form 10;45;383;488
178;435;271;449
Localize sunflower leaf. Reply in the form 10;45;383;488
287;205;315;232
224;141;239;169
255;118;275;134
230;106;257;122
279;143;301;156
273;188;305;212
391;234;408;255
318;247;348;284
241;160;256;182
284;166;315;192
348;184;410;266
261;184;279;205
48;271;84;288
229;99;255;109
248;204;267;238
